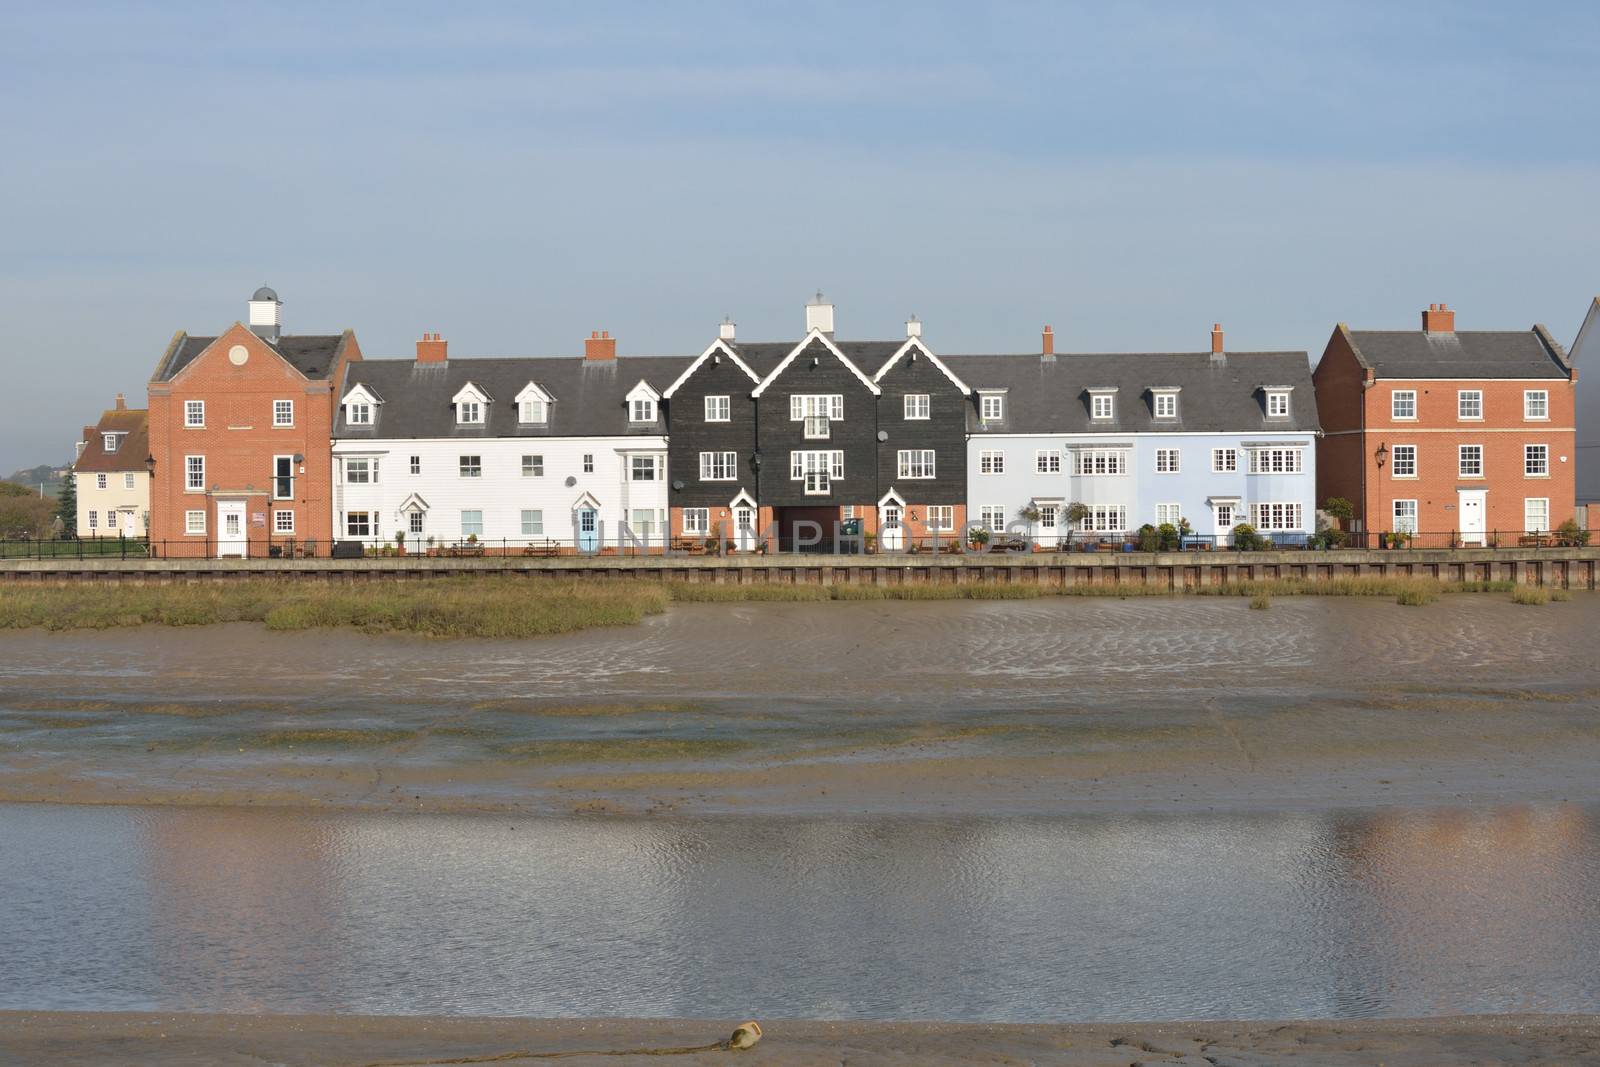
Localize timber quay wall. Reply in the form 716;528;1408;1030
2;548;1598;589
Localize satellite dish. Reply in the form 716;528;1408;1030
565;476;577;487
876;430;889;442
671;479;684;491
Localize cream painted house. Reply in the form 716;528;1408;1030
73;395;151;538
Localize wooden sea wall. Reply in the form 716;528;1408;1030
2;548;1598;589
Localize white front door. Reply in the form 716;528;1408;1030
1214;503;1237;547
734;506;756;551
880;506;904;551
1458;489;1486;545
216;500;247;558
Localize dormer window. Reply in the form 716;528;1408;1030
451;383;491;425
1088;388;1117;420
515;382;553;425
458;400;482;424
979;392;1005;421
1265;389;1291;418
1152;388;1180;419
103;433;120;453
347;402;372;425
631;398;656;423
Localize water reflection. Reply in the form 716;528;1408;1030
1;803;1596;1021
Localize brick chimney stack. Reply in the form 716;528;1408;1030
416;332;448;363
585;330;616;361
1211;323;1225;355
1042;325;1054;356
1422;303;1456;335
114;393;126;411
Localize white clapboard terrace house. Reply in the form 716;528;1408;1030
331;331;690;551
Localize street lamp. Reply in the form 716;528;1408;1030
144;454;156;480
1374;443;1388;469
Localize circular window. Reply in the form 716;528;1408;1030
228;344;249;366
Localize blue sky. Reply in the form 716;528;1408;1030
3;1;1599;469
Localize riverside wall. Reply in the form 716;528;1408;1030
1;548;1598;589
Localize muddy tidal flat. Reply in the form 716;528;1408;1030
1;596;1597;816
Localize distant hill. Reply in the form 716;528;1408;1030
5;464;67;499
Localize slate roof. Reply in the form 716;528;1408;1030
946;351;1320;435
152;332;349;382
334;356;696;440
1345;327;1571;380
74;408;149;473
727;339;905;382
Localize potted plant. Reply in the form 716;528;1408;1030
864;530;877;554
1157;522;1180;552
394;530;406;556
1137;523;1160;553
1557;518;1589;547
966;527;990;551
1018;504;1041;523
1231;522;1265;552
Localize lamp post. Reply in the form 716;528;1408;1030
1374;443;1388;469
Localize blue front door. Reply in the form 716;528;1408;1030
577;508;599;551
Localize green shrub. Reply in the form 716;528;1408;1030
1157;522;1181;551
1511;586;1550;606
1137;524;1160;552
1557;518;1590;546
1232;523;1267;551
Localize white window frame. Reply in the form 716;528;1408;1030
459;510;483;538
1035;450;1061;474
123;473;136;490
704;396;730;422
274;509;295;534
521;509;545;537
185;454;204;492
1073;449;1128;476
457;400;483;425
1391;390;1417;420
344;458;372;485
346;511;372;537
1079;505;1127;534
790;450;844;489
1458;444;1483;478
630;398;657;423
347;401;372;425
980;505;1006;532
1248;447;1304;474
979;393;1005;421
522;454;544;477
1153;392;1177;418
1393;499;1418;534
682;508;710;536
88;510;98;530
1266;391;1291;418
1524;389;1549;421
1250;502;1304;532
582;454;594;474
979;449;1005;475
1211;448;1237;473
96;473;108;490
408;510;425;536
631;455;659;481
1524;443;1548;477
1155;503;1182;526
790;395;844;421
1090;393;1114;420
103;433;119;453
409;455;420;475
1155;448;1181;474
1525;497;1550;533
904;394;930;420
184;400;205;428
699;451;737;481
1457;390;1483;421
927;506;954;531
1391;444;1417;478
1037;504;1058;530
459;455;483;478
185;510;206;535
897;449;935;479
519;398;547;425
273;399;294;427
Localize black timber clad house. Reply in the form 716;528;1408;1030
663;300;977;551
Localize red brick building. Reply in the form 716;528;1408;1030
1314;304;1576;545
146;288;362;557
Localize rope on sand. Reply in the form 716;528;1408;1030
355;1021;762;1066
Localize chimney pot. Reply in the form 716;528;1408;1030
585;330;617;361
1042;325;1054;356
114;393;126;411
719;318;737;341
416;333;448;363
1211;323;1225;356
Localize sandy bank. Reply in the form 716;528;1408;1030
3;1011;1596;1066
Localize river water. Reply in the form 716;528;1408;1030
4;801;1598;1022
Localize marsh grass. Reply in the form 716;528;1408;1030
255;728;417;747
1511;585;1550;606
1551;588;1573;602
0;572;1557;636
491;736;752;764
1249;594;1271;610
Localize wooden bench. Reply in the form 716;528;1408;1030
521;539;562;557
670;537;708;555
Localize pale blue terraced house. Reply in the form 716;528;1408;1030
950;326;1320;546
